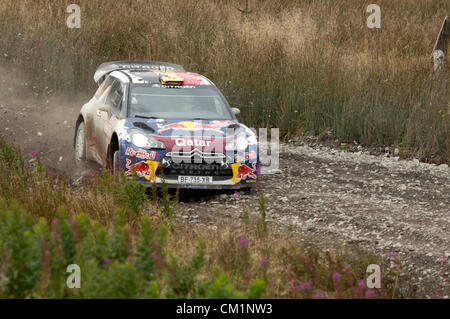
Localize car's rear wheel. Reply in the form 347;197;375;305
74;122;86;162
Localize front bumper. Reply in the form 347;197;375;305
120;143;259;190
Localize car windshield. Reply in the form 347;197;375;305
129;86;233;120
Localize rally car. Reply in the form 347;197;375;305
74;61;259;189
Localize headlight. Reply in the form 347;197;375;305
225;134;254;152
131;131;165;149
247;134;257;145
235;136;249;152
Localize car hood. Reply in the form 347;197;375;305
124;118;252;152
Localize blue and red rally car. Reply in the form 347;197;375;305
74;61;259;189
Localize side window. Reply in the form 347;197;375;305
105;80;124;115
95;76;114;100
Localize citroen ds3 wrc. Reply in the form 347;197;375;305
73;61;259;189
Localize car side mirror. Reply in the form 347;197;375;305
231;107;240;116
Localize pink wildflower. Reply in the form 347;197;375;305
260;258;269;267
239;237;249;248
300;282;311;291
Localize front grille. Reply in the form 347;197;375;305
157;155;233;181
165;148;225;163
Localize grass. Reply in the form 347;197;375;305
0;138;427;298
0;0;448;163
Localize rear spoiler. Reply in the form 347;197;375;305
93;61;185;84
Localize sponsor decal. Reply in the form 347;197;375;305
115;64;178;71
173;72;210;85
181;185;208;189
125;147;157;160
153;84;197;89
125;159;159;181
159;120;235;133
234;150;257;163
231;162;257;183
175;138;211;147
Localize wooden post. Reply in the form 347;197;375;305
432;16;449;73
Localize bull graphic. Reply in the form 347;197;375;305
232;162;257;183
125;159;157;179
236;163;257;180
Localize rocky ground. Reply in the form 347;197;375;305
176;143;450;298
0;69;449;298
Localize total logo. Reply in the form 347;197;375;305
175;138;212;147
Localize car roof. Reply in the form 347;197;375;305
94;61;214;87
94;61;185;83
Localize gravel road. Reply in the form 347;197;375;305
177;143;450;298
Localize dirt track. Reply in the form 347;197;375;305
176;143;449;297
0;70;449;298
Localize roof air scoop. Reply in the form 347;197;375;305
159;72;184;85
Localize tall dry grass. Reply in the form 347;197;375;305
0;0;448;162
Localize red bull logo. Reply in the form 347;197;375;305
231;162;257;183
159;120;235;134
125;147;156;160
125;159;159;180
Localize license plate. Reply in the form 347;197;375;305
178;176;213;184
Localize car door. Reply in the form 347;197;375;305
95;78;125;163
86;76;114;164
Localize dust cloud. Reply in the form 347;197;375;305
0;66;96;181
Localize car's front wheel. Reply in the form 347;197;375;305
74;122;86;163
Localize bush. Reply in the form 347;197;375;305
0;200;266;298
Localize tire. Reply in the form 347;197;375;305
74;122;86;162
